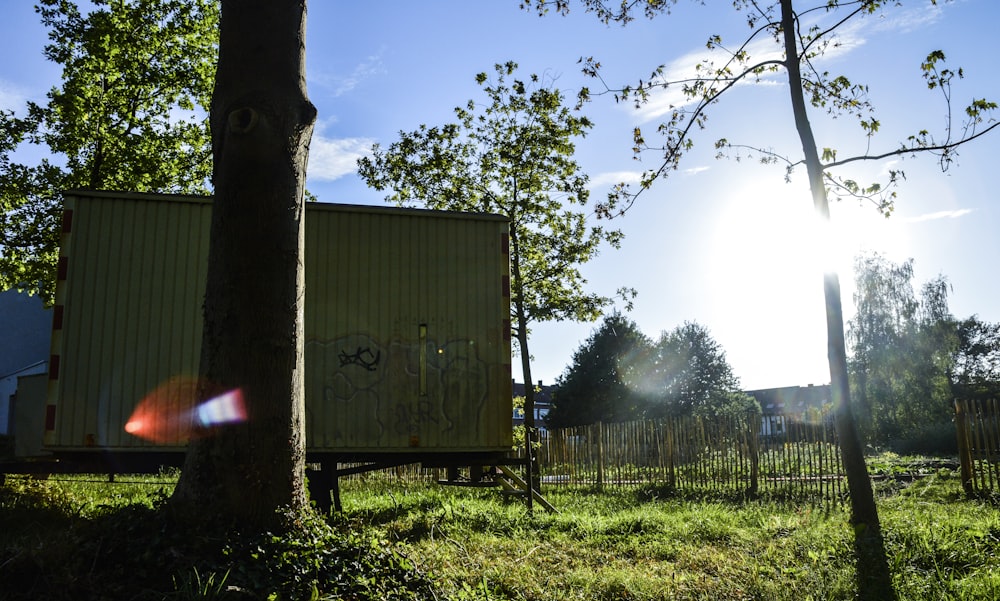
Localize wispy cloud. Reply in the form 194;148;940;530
904;208;973;223
307;135;375;182
633;37;786;123
588;164;707;190
0;79;29;111
683;165;710;176
308;46;386;98
873;2;944;34
589;170;644;188
332;51;386;97
632;1;945;125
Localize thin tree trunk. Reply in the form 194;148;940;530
780;1;895;599
172;0;317;530
510;225;539;509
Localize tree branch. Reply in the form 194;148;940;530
824;121;1000;170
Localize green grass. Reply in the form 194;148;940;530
1;457;998;600
338;464;1000;600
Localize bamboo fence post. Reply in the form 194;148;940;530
726;416;734;492
973;400;987;491
666;418;675;490
596;421;604;491
730;416;737;492
805;422;813;497
654;420;664;484
615;421;621;487
971;401;987;492
747;410;760;496
833;422;850;499
796;422;804;497
818;432;825;502
955;399;974;495
699;417;707;492
984;399;998;490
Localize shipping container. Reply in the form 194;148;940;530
39;190;512;466
13;373;47;458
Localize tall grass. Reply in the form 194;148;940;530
339;465;1000;600
2;458;998;600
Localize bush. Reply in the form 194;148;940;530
888;421;958;455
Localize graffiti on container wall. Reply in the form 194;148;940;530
338;346;381;371
306;333;491;445
394;399;439;436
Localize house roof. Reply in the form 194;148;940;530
746;384;831;416
512;380;556;406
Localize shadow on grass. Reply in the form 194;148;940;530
1;481;439;601
853;522;896;601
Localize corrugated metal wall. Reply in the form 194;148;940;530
47;191;511;454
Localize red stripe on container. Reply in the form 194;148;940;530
49;355;60;379
503;319;511;340
52;305;64;330
501;232;509;255
57;256;68;281
502;275;510;297
45;405;56;431
62;209;73;233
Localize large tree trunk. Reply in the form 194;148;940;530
172;0;317;530
780;1;894;599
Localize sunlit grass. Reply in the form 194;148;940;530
2;458;998;600
1;471;177;516
339;468;1000;600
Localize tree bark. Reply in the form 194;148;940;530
780;1;894;599
172;0;316;530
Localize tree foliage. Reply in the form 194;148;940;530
549;317;754;426
638;321;754;419
952;316;1000;401
547;313;650;428
847;253;957;444
0;0;217;303
359;61;624;332
848;253;1000;447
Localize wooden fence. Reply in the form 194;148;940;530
955;398;1000;495
535;412;845;502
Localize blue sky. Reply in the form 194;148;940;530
2;1;998;391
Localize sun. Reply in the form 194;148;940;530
703;174;910;389
711;176;911;291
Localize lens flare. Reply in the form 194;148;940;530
194;388;247;427
124;376;246;443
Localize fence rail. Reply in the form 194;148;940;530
956;398;1000;495
535;412;845;502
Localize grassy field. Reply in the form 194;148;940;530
337;465;999;600
1;457;998;600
